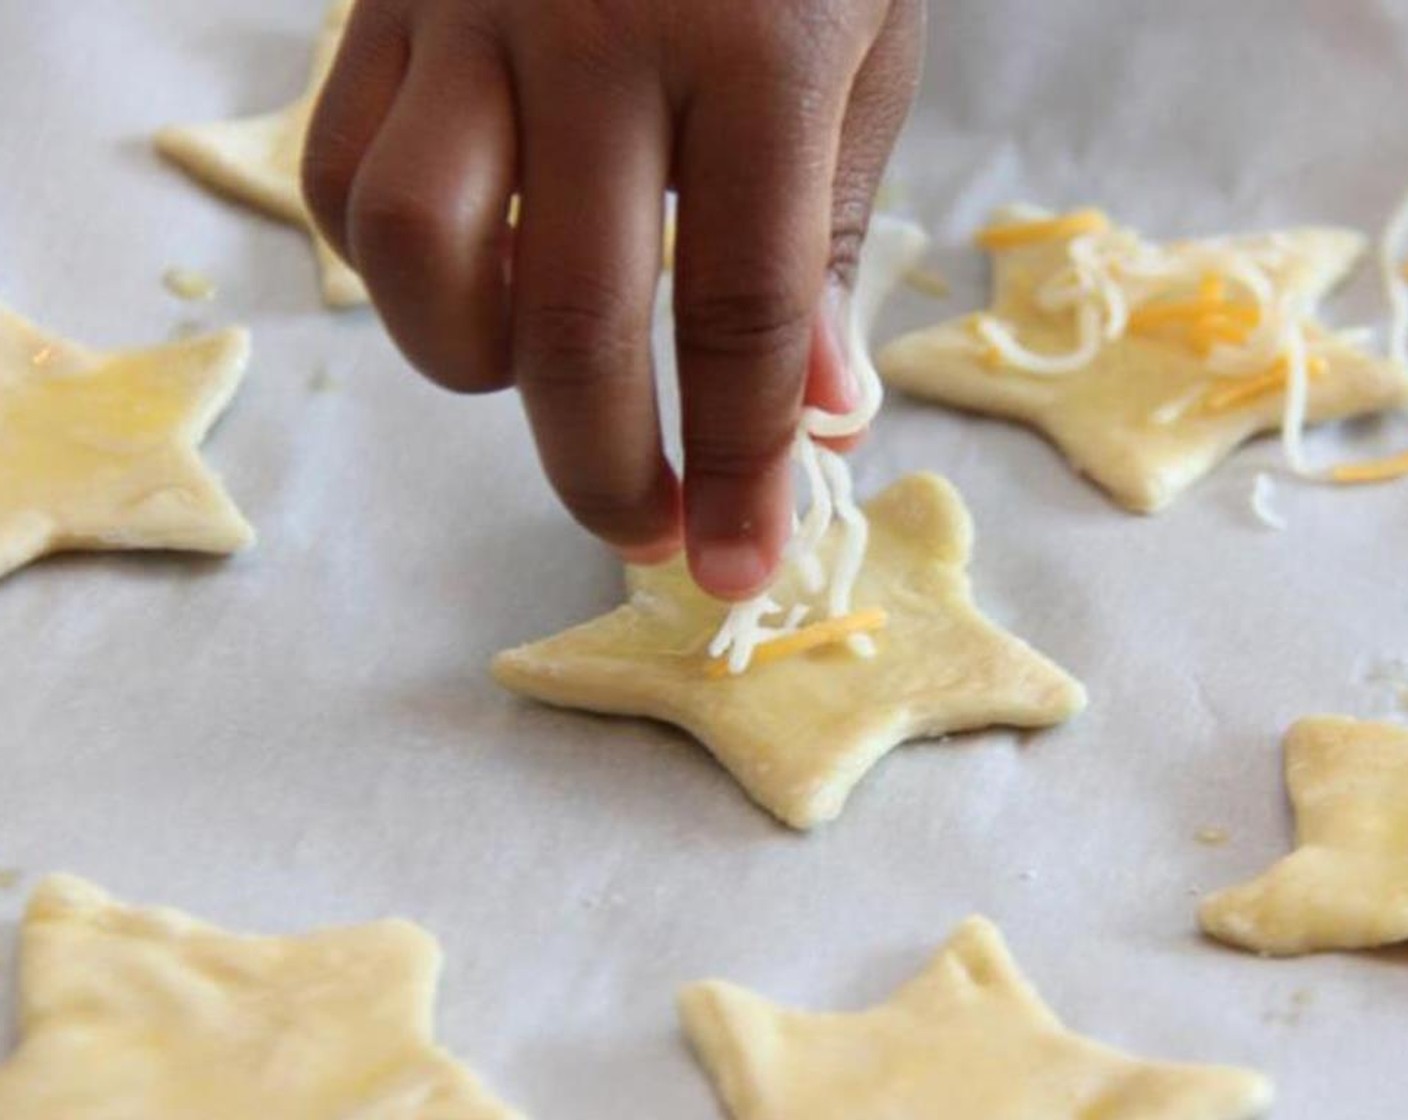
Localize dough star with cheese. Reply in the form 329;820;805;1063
1200;715;1408;957
0;302;253;581
680;916;1273;1120
0;876;524;1120
494;473;1086;830
879;206;1408;512
156;0;366;308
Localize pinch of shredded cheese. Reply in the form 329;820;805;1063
704;608;888;679
706;217;929;676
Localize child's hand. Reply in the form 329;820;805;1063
304;0;922;599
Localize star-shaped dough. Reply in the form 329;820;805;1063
0;875;524;1119
493;473;1086;830
1199;715;1408;956
156;0;366;307
879;206;1408;512
0;302;253;580
680;916;1273;1120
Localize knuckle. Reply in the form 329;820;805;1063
516;295;643;380
300;135;356;227
555;478;653;541
724;1;860;81
676;283;812;360
687;425;794;482
349;180;449;265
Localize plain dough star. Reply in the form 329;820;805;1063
1200;715;1408;956
0;876;524;1120
493;473;1086;830
681;916;1272;1120
879;207;1408;512
0;302;253;581
156;0;367;308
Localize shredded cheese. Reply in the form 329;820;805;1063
904;266;951;299
974;208;1110;251
975;197;1408;491
1330;450;1408;485
162;268;217;302
706;217;929;676
1381;186;1408;371
704;608;888;679
1250;472;1287;530
1199;355;1327;416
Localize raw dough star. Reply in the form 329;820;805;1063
0;302;253;580
493;473;1086;829
0;876;524;1119
1200;715;1408;956
680;916;1273;1120
156;0;367;307
879;207;1408;512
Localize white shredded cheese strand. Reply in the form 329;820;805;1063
708;217;930;675
815;445;874;657
1149;384;1207;427
1381;186;1408;370
974;301;1103;377
787;432;830;594
1250;471;1287;530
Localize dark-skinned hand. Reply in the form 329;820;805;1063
304;0;923;599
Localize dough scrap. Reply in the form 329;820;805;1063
494;473;1086;830
1200;715;1408;956
0;302;253;580
156;0;367;308
680;916;1272;1120
879;205;1408;512
0;875;524;1119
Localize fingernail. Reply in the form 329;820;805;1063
619;537;681;567
822;281;860;408
691;539;771;600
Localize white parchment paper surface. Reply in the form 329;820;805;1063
1;1;1407;1116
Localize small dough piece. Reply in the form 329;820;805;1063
880;206;1408;512
1200;715;1408;956
494;473;1086;829
0;875;524;1119
0;302;253;580
156;1;367;308
680;916;1272;1120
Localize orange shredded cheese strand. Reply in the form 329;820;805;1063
1197;273;1227;303
1129;299;1259;332
704;608;888;678
1189;312;1255;356
974;208;1110;252
1200;356;1328;415
1331;450;1408;485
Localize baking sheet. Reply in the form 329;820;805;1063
3;1;1408;1115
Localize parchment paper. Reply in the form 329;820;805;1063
2;2;1407;1116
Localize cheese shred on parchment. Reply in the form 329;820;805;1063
1250;472;1287;531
